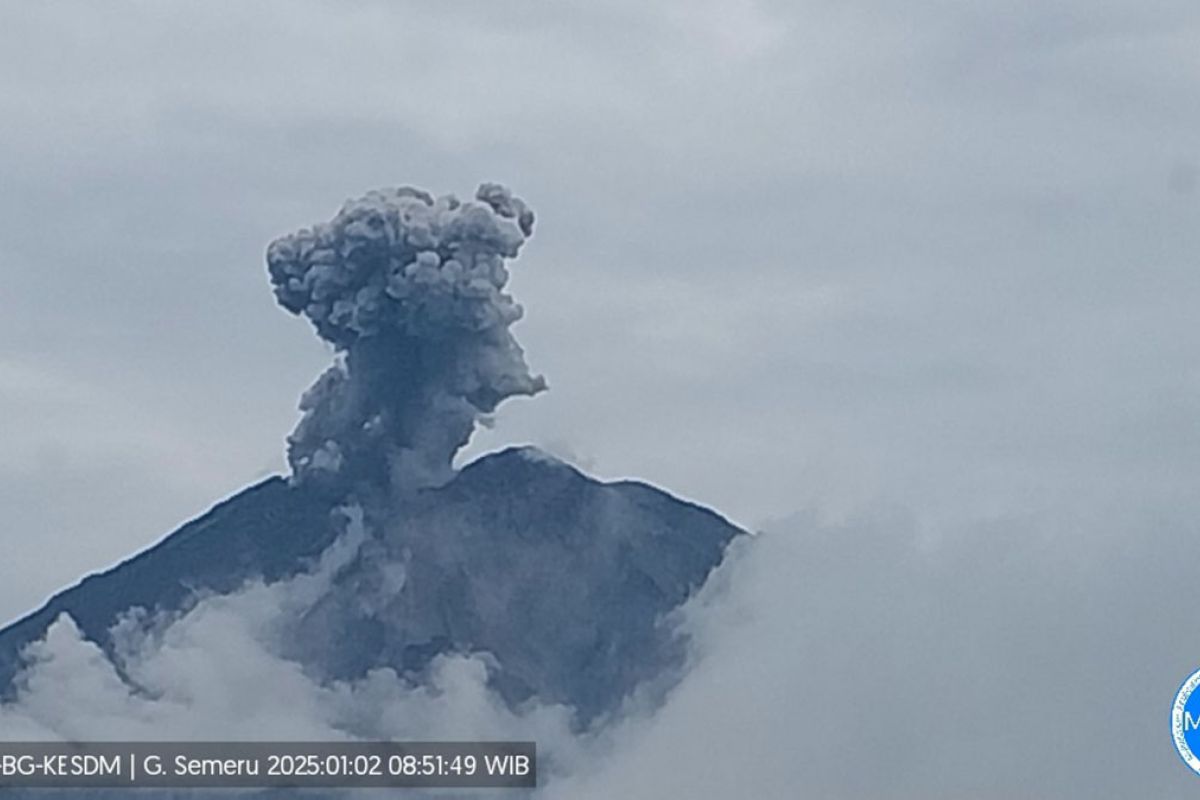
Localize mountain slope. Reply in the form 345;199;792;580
0;448;742;722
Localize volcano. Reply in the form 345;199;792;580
0;447;742;724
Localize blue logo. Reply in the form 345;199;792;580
1172;668;1200;774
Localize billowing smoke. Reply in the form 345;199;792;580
266;184;545;493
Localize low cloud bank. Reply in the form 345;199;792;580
0;507;586;786
4;495;1197;798
550;500;1200;799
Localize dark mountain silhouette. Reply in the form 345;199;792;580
0;447;742;723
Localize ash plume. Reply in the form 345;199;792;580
266;183;545;493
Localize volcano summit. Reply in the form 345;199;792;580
0;184;743;734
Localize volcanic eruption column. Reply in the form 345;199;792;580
266;184;545;494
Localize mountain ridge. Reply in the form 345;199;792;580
0;447;743;721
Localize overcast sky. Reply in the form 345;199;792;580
3;1;1200;796
2;0;1197;615
1;0;1199;768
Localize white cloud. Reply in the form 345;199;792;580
1;510;587;781
9;494;1198;797
548;500;1200;798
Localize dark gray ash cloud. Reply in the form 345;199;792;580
266;184;544;493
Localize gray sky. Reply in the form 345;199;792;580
1;0;1197;615
2;1;1200;795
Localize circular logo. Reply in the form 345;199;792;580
1172;668;1200;774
